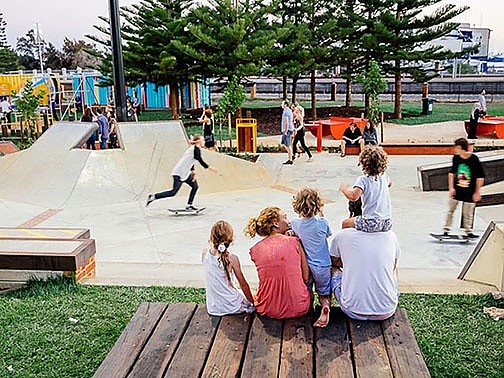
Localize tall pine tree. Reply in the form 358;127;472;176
178;0;281;82
0;12;18;72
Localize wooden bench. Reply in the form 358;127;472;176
94;303;430;378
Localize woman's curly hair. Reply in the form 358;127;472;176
292;187;323;218
359;145;388;177
244;207;281;238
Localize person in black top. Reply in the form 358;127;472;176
340;122;362;157
200;109;216;151
360;122;378;147
81;107;97;150
146;134;217;210
443;138;485;238
468;102;484;139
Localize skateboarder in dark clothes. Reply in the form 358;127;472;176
146;134;217;210
443;138;485;238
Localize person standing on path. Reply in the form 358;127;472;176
468;102;483;139
478;89;487;115
146;134;217;210
199;108;216;151
96;108;109;150
443;137;485;238
281;100;294;165
81;107;97;150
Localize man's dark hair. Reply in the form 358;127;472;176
283;100;289;107
454;137;469;151
96;107;103;114
479;89;485;94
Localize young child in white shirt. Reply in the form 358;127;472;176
340;146;392;232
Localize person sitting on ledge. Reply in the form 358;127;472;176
340;122;362;157
361;121;378;147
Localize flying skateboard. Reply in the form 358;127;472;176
168;207;206;216
429;233;471;243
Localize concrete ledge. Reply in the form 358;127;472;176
417;151;504;191
0;238;96;271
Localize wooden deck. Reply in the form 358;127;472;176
94;303;430;378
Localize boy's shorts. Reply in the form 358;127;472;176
355;216;392;232
281;131;293;146
308;265;332;296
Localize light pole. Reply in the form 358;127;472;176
34;22;44;73
109;0;127;122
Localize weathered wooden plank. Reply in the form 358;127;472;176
349;318;393;378
93;302;168;378
164;305;220;377
315;308;353;378
381;309;431;378
279;316;313;378
201;312;253;378
242;315;283;378
128;302;196;378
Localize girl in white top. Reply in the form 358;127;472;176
340;146;392;232
203;220;255;316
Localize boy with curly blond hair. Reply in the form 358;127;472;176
291;187;332;327
340;145;392;232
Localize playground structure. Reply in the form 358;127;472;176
0;70;210;141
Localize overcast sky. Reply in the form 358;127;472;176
2;0;504;53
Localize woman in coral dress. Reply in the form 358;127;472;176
244;206;310;319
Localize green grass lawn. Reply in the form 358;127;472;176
140;101;504;128
0;278;502;378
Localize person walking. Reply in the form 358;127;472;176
291;105;313;162
280;100;294;165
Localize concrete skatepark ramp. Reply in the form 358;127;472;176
0;121;276;208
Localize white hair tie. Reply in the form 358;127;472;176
217;243;226;253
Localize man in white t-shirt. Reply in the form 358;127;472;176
329;228;400;320
0;97;13;125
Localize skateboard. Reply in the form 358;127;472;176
429;233;471;243
168;207;206;216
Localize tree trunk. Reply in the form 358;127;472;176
345;75;352;107
394;59;402;119
292;75;298;104
365;93;370;117
228;112;232;148
169;82;179;119
310;70;316;120
180;82;186;110
282;76;288;100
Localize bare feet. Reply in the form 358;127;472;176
314;306;330;327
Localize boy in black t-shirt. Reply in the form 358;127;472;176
443;138;485;238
